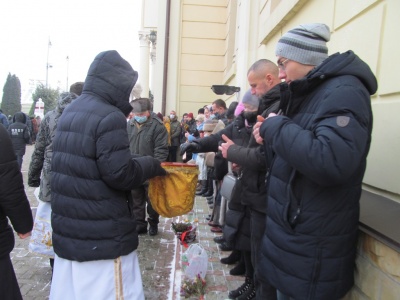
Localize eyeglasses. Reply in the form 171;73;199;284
277;58;290;71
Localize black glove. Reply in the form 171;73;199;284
180;142;200;156
134;156;167;181
28;178;40;187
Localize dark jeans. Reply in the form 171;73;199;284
251;209;277;300
168;146;178;162
131;183;159;230
16;154;23;170
0;255;23;300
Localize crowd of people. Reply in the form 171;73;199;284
0;22;377;300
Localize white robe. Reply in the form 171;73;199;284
50;251;144;300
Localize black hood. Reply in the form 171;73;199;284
13;112;26;123
308;50;378;95
82;50;138;116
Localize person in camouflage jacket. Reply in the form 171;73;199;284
28;92;79;199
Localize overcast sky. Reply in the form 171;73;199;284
0;0;142;103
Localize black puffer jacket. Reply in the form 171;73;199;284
51;50;164;262
0;125;33;258
259;51;377;299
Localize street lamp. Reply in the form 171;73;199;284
46;39;53;88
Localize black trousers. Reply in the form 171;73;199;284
168;146;178;162
131;183;159;230
0;255;23;300
250;209;277;300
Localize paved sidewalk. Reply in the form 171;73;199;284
12;144;244;299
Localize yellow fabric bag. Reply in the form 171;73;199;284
148;163;199;218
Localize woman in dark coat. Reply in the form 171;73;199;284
0;124;33;300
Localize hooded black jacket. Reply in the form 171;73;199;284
51;50;164;262
259;50;377;299
8;112;31;155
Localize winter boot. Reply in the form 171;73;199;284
230;254;246;276
220;249;241;264
237;285;256;300
202;176;214;197
228;276;254;299
195;180;207;195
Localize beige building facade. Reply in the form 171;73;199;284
140;0;400;298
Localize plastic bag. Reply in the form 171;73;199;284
181;243;208;280
29;188;54;257
148;163;199;217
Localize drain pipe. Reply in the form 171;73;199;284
161;0;171;115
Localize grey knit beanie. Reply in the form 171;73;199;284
241;89;259;109
275;23;331;66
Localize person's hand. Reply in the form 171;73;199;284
152;160;167;177
218;134;234;158
28;178;40;187
253;115;265;145
232;163;241;173
18;232;31;239
180;142;200;156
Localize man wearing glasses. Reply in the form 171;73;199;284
253;23;377;299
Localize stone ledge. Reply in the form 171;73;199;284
359;190;400;252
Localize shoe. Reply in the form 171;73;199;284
202;190;213;197
229;260;246;276
211;226;222;233
195;180;207;195
137;227;148;235
149;224;158;236
220;250;241;264
237;286;256;300
213;236;225;244
206;196;214;201
208;221;219;227
228;277;253;299
218;242;233;251
207;198;213;205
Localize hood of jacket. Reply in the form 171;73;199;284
280;50;378;116
258;84;281;115
13;112;26;123
56;92;78;114
82;50;138;116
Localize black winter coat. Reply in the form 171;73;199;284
194;114;253;250
227;85;280;214
0;125;33;258
51;50;163;262
259;51;377;299
8;112;31;155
